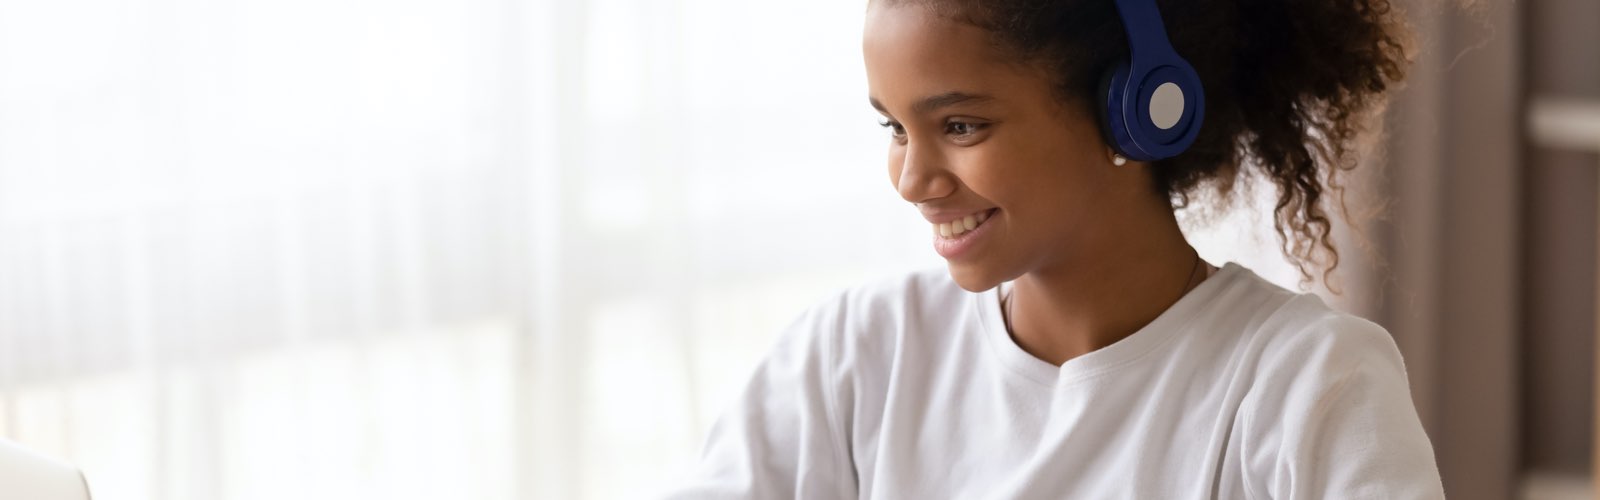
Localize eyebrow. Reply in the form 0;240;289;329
869;91;995;116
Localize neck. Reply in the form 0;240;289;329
1005;209;1200;366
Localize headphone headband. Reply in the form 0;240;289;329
1113;0;1175;65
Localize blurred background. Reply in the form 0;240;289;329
0;0;1588;499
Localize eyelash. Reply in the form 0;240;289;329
878;120;906;138
878;120;987;141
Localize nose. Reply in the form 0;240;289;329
891;141;956;204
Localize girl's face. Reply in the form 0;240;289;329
863;4;1152;291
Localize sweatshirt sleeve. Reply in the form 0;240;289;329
1242;312;1446;500
661;296;858;500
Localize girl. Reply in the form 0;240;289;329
667;0;1443;497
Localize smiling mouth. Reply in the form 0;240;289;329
933;208;998;239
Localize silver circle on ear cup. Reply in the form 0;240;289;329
1150;82;1185;130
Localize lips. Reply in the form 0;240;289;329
930;208;999;259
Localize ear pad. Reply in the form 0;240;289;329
1095;66;1120;154
1099;60;1142;160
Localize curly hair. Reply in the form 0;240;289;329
872;0;1413;285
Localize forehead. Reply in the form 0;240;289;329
862;5;1026;110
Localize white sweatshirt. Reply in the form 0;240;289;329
663;263;1445;499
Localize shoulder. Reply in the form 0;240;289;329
838;266;969;311
772;267;971;382
1200;264;1404;382
1250;293;1407;386
790;266;970;337
1229;279;1419;441
1202;265;1415;417
1222;276;1442;497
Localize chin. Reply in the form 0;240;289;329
945;260;1007;293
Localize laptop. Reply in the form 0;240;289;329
0;439;91;500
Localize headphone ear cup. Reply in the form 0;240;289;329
1095;65;1124;158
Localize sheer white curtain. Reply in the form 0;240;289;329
0;1;1309;499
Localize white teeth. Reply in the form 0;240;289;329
932;210;994;239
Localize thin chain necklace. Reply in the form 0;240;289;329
1004;252;1204;335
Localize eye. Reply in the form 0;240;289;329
945;121;986;137
878;119;906;140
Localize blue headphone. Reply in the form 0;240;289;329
1098;0;1204;162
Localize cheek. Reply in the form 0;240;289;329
959;140;1061;203
985;143;1105;217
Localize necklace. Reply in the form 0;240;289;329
1004;251;1203;335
